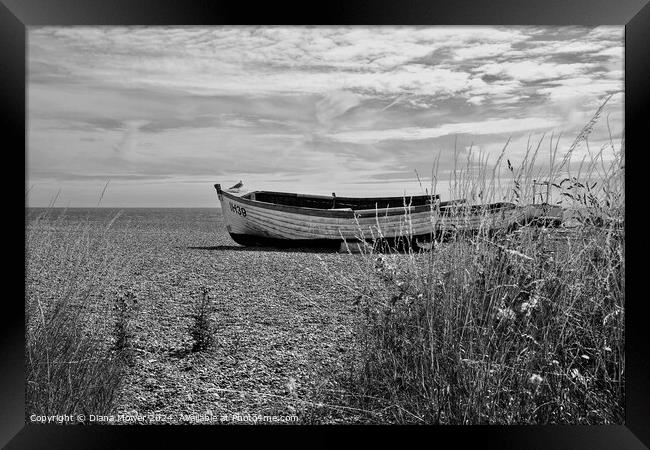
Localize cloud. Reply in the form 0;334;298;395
113;120;150;153
538;78;622;101
453;43;512;60
594;47;624;58
315;90;361;126
477;61;595;83
27;27;529;98
328;117;563;144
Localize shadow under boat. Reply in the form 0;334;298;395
187;227;518;254
186;244;340;253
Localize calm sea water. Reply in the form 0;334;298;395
26;207;224;232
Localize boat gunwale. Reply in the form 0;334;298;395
218;188;443;218
218;187;517;220
245;189;440;203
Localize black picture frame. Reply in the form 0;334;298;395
4;0;649;447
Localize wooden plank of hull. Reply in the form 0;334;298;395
219;194;535;241
247;205;523;238
223;198;522;239
242;213;427;240
226;193;518;224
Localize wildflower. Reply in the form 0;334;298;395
520;295;540;316
571;368;587;385
374;256;396;277
529;374;544;386
496;307;516;322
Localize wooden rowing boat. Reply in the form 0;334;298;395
214;183;561;248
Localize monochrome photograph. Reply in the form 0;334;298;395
26;26;624;424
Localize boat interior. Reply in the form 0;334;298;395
241;190;451;211
238;190;517;213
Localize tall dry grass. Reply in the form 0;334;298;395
328;99;624;424
25;207;135;420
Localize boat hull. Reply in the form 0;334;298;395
215;184;559;247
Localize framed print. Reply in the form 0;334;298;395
4;0;650;447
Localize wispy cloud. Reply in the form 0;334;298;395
327;117;562;144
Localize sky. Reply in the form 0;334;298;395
27;26;624;207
